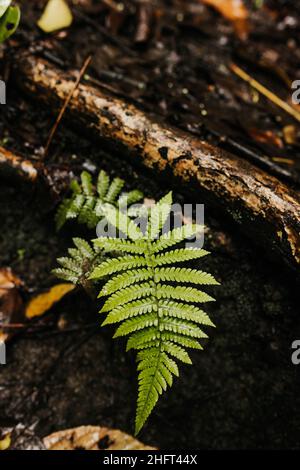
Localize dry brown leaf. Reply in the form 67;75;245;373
0;268;24;342
201;0;249;39
44;426;156;451
25;283;75;319
283;125;298;145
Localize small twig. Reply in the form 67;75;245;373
0;324;25;329
43;55;92;159
230;63;300;123
272;157;294;165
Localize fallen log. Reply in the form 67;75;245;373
15;55;300;273
0;146;38;183
0;145;70;204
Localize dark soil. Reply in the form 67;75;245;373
1;0;300;450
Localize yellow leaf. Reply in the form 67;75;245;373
201;0;249;39
37;0;73;33
0;434;11;451
25;283;75;319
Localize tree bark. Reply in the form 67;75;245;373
0;145;38;183
15;55;300;273
0;145;70;204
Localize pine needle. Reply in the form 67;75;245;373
44;55;92;158
230;63;300;123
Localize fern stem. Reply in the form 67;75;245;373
135;242;163;435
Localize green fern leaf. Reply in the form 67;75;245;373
100;282;154;312
94;238;147;255
97;170;110;198
51;268;79;284
156;284;215;303
55;169;143;230
148;191;172;240
101;300;155;326
57;257;83;274
126;327;159;351
155;248;209;266
113;312;158;338
90;255;148;279
94;191;219;435
162;341;192;364
161;332;203;350
55;198;72;230
118;190;144;208
102;204;144;241
73;237;94;258
81;171;93;196
66;194;85;220
52;238;103;287
154;267;219;285
99;269;152;297
158;300;215;326
105;177;125;203
151;224;203;253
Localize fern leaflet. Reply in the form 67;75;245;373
52;238;103;287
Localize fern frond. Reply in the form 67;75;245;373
52;238;103;286
94;191;219;435
55;169;143;230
